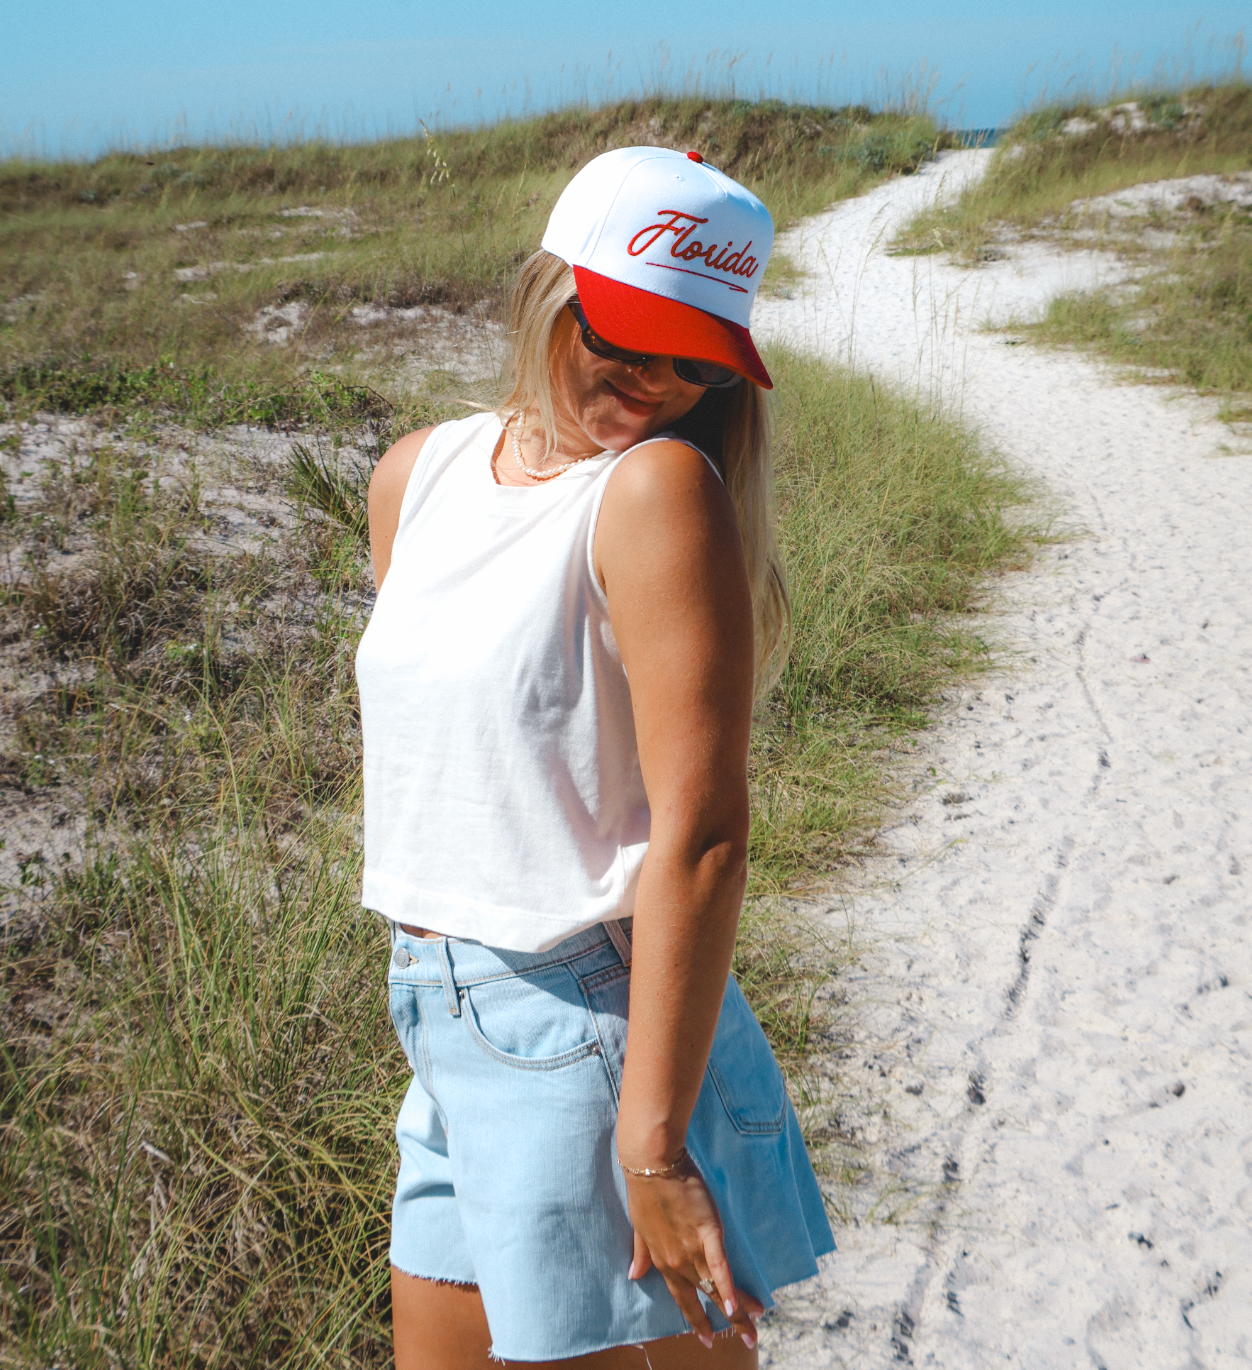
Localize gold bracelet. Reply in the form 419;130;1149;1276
619;1145;689;1178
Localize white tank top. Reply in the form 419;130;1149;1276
357;409;680;952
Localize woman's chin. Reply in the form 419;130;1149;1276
582;410;669;454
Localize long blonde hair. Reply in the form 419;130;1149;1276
499;249;790;696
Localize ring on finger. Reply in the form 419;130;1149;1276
697;1277;716;1296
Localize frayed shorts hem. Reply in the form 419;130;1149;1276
391;1260;479;1290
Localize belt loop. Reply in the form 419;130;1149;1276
435;938;462;1017
605;919;632;967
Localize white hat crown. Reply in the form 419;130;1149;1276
542;147;774;328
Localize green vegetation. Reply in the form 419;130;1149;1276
0;361;392;432
0;97;1032;1366
738;351;1030;1081
897;83;1251;259
1027;205;1252;421
751;353;1027;893
0;347;1030;1368
2;97;946;404
896;82;1252;419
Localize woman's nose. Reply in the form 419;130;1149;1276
626;357;672;388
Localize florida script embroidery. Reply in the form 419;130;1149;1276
627;211;759;290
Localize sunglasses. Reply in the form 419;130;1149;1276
567;300;742;390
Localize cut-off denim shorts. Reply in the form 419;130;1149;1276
386;918;835;1362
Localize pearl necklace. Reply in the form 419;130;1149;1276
511;413;595;482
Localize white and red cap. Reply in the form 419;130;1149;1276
542;146;775;388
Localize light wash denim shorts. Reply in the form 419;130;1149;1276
386;919;835;1362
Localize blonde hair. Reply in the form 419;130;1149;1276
499;249;791;696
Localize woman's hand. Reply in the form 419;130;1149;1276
624;1160;765;1348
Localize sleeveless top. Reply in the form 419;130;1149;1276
356;410;710;953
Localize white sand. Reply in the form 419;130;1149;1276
753;152;1252;1367
1072;171;1252;219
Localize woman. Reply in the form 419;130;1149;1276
356;146;833;1370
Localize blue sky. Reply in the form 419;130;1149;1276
4;2;1246;160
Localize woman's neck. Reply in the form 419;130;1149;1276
494;408;604;487
529;407;602;464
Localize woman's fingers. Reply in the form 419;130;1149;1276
739;1290;767;1318
662;1271;717;1348
704;1238;738;1317
664;1270;761;1350
725;1286;759;1347
702;1237;758;1346
628;1230;653;1281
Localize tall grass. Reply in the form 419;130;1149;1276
3;815;393;1366
1025;216;1252;422
0;344;1031;1366
749;352;1027;892
895;81;1252;262
1;438;390;1363
1;97;947;410
737;351;1029;1078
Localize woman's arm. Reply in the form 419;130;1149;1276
366;426;433;589
594;440;761;1346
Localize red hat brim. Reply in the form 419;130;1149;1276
573;265;773;390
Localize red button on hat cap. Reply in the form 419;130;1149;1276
686;150;704;162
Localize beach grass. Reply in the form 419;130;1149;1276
1025;207;1252;422
895;81;1251;260
0;344;1031;1366
739;349;1031;1079
1;97;946;414
1;98;1033;1365
895;81;1252;419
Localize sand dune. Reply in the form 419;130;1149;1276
754;151;1252;1368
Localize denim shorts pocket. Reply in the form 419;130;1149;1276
579;963;632;1100
461;965;603;1072
705;978;788;1134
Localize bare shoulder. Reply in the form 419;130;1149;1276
369;425;435;510
599;439;732;534
595;438;743;588
367;425;435;589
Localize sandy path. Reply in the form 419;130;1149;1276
752;152;1252;1367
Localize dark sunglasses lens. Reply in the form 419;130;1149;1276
570;303;652;367
571;301;742;388
674;357;742;388
589;333;650;367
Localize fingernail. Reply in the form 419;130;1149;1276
699;1335;714;1350
724;1299;736;1318
741;1332;756;1350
